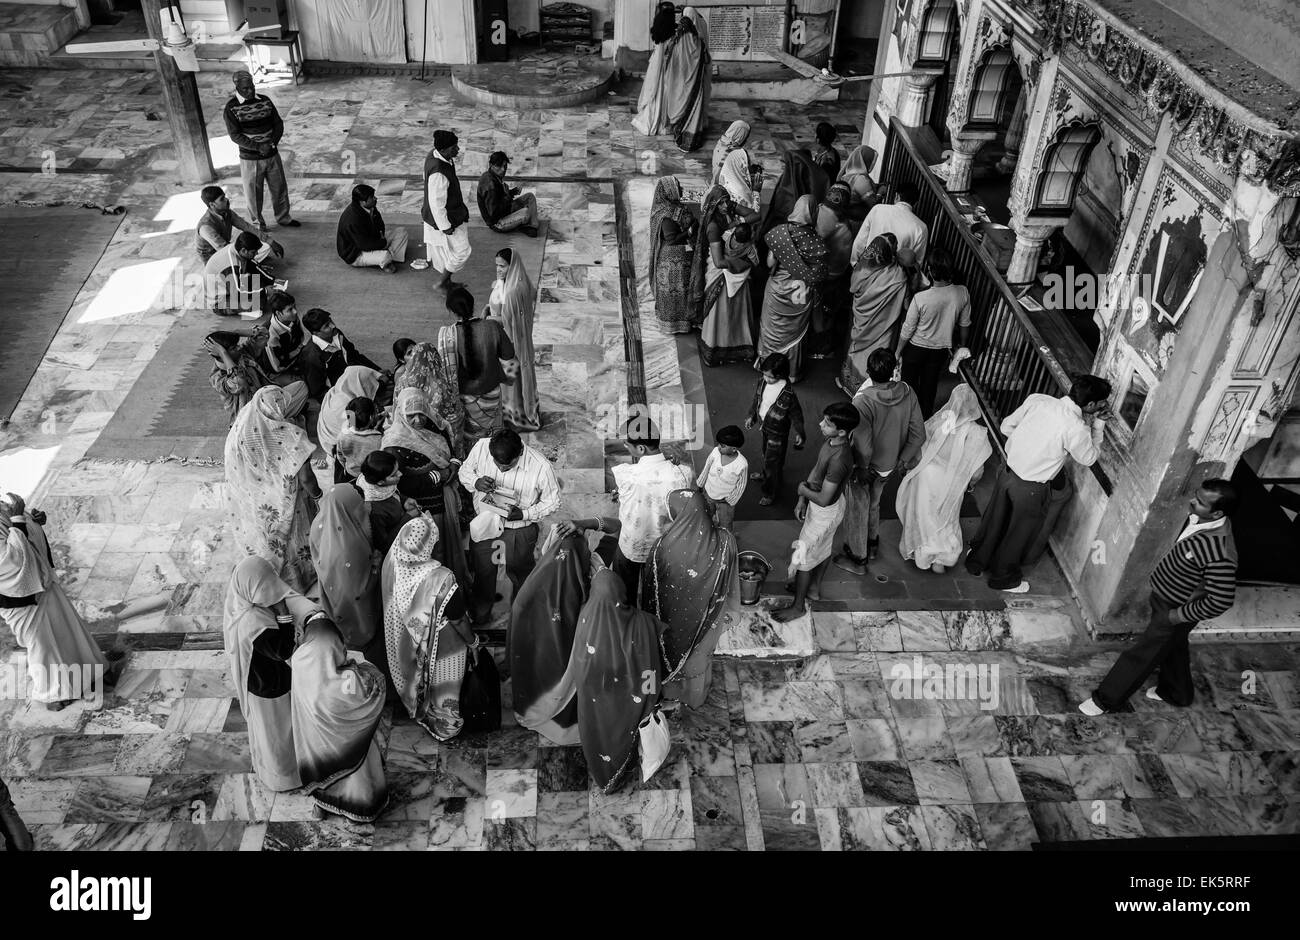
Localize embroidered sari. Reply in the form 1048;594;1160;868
291;616;388;822
224;383;318;591
839;236;909;395
650;176;696;334
489;251;541;432
718;147;758;214
308;484;380;650
660;10;711;153
382;516;468;742
757;196;829;382
642;489;741;709
395;342;464;459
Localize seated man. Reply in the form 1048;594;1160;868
476;151;540;237
204;232;280;316
205;329;269;426
298;307;383;401
196;185;282;265
336;183;410;273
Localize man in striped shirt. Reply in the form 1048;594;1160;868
458;428;561;625
1080;480;1239;715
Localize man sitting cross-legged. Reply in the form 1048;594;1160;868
477;151;540;237
298;307;384;402
196;185;282;266
336;183;411;274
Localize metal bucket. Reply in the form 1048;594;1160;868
737;551;770;606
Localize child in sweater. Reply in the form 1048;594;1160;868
334;397;385;483
696;425;748;531
744;352;805;506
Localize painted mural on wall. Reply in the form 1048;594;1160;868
1123;167;1220;373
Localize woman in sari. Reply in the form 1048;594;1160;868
382;515;482;742
224;382;321;592
711;120;750;185
0;502;109;710
223;555;318;792
642;489;741;709
291;612;389;823
809;184;855;360
897;384;993;573
839;145;878;223
650;176;697;335
756;195;829;383
309;484;380;650
489;248;541;432
699;217;759;366
659;7;712;153
438;287;517;443
838;234;909;396
509;525;597;743
718;149;760;223
631;2;679;136
758;148;829;243
317;365;382;482
396;341;464;459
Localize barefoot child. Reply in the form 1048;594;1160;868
744;353;805;507
696;425;748;531
773;402;860;622
334;396;385;483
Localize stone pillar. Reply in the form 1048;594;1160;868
897;71;941;127
997;91;1029;174
1006;217;1060;284
945;131;996;193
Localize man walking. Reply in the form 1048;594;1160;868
834;349;925;575
458;428;561;625
477;151;541;236
223;71;299;230
895;250;971;418
1080;480;1238;715
850;180;928;269
423;130;472;291
966;374;1112;593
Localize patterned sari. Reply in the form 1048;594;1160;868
689;184;732;323
757;196;829;382
317;365;382;468
839;236;908;395
382;516;468;742
224;383;318;591
642;489;742;708
650;177;695;334
291;616;389;822
396;342;464;459
490;251;541;432
699;226;758;366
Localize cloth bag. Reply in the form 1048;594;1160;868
459;649;502;734
638;708;671;782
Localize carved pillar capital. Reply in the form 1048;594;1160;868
1006;215;1065;284
897;69;944;127
945;130;997;193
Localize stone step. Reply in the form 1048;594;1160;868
0;1;82;68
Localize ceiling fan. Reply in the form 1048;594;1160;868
63;3;278;72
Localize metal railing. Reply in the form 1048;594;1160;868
880;117;1112;494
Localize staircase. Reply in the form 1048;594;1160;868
0;2;82;68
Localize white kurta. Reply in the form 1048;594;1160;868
424;154;472;274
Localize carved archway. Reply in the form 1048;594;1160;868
912;0;960;68
1032;118;1103;215
962;45;1023;132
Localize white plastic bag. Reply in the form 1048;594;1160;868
638;708;671;782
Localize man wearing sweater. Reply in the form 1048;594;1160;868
336;183;410;273
1080;480;1238;715
834;349;925;575
477;151;540;236
423;129;472;291
223;71;299;230
966;375;1111;592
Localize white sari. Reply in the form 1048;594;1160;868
897;385;994;569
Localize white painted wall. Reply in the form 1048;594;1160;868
403;0;476;64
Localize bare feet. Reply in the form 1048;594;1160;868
930;562;946;574
770;601;806;623
806;586;822;601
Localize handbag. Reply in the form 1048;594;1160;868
458;646;501;734
637;707;671;782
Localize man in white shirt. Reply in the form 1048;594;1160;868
850;181;929;269
458;428;561;624
965;375;1112;592
422;129;472;292
610;415;694;605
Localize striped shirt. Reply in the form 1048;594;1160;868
457;438;561;529
1149;517;1237;624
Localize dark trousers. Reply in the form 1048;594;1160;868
612;545;644;608
967;468;1049;589
1093;594;1197;710
468;523;538;623
0;776;32;852
760;431;790;501
900;342;949;418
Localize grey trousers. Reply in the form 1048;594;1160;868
240;151;292;226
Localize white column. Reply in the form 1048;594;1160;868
897;72;941;127
1006;219;1061;284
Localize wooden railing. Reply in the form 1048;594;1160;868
880;117;1113;495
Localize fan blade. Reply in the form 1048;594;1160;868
64;39;160;54
172;45;200;72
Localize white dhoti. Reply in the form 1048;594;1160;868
424;223;471;274
788;497;847;577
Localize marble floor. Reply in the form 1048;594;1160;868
0;68;1297;850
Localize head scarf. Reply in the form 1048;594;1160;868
224;384;317;580
898;384;993;541
682;5;708;46
764;195;829;284
571;567;664;793
492;249;541;432
685;183;734;318
382;387;453;467
308;484;378;649
642;489;741;704
396;342;464;456
840;145;877;194
649;177;693;298
291;614;387;808
317;365;382;460
711;120;751;183
719;148;757;211
650;1;677;43
223;555;318;708
761;148;828;239
0;516;45;596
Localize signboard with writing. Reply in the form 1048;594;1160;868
702;5;788;61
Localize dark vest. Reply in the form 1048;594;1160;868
422;152;469;231
196;207;234;262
